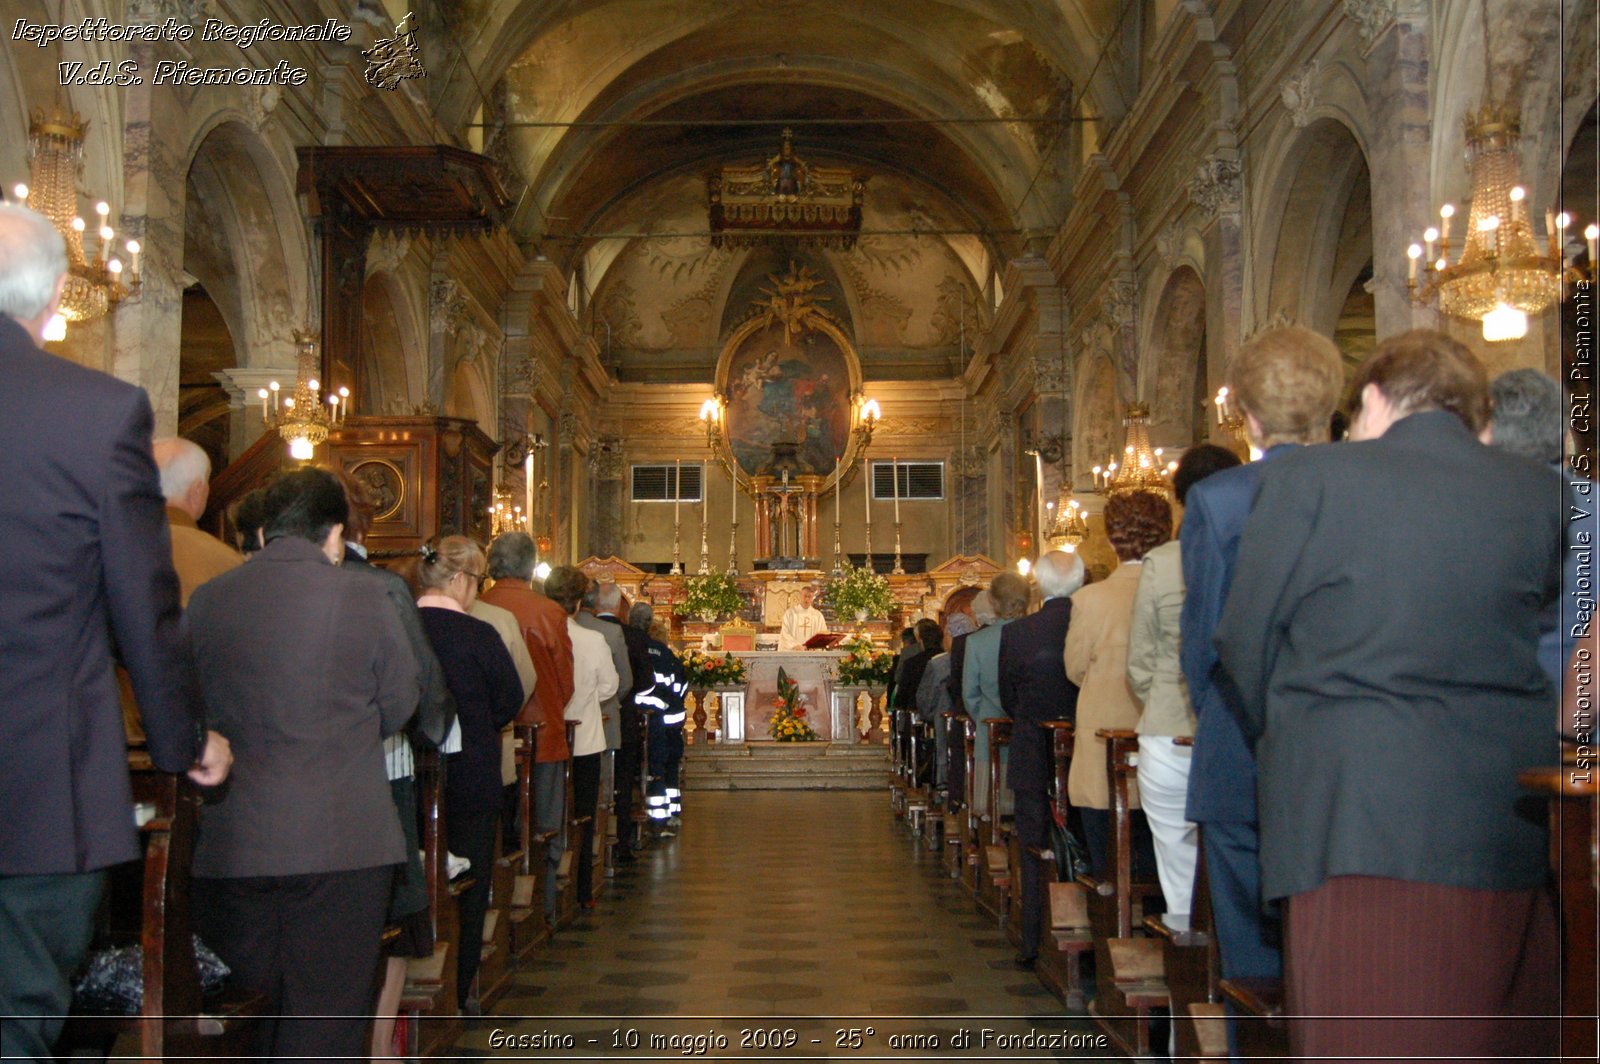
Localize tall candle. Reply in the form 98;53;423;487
699;460;706;538
863;457;871;526
525;452;534;536
731;464;737;524
892;455;900;522
674;458;681;523
833;455;841;528
1034;453;1045;542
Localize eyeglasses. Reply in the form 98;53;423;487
457;570;489;590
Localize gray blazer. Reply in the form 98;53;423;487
574;611;631;751
188;537;419;878
1216;411;1561;900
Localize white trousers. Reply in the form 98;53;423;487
1137;735;1198;917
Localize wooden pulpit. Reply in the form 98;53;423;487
325;416;499;551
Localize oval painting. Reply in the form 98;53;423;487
724;322;851;477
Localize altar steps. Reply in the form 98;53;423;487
681;743;889;791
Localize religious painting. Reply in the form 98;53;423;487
724;323;851;476
717;263;862;480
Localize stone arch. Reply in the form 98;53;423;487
1252;117;1373;340
1140;265;1208;449
360;270;424;414
446;351;495;434
181;119;308;373
1072;351;1121;488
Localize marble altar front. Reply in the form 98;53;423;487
720;650;847;742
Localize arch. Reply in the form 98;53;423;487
446;354;495;434
360;271;423;414
1252;117;1373;338
1140;265;1208;449
181;120;308;373
1072;350;1121;488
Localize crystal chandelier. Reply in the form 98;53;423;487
1091;403;1177;496
1405;106;1571;342
14;106;140;338
489;488;524;537
1044;495;1089;551
256;330;348;460
1403;0;1590;342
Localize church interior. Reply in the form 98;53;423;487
5;0;1597;1059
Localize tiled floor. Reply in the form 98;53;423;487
454;791;1105;1059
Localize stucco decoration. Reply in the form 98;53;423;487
1188;155;1243;219
1281;59;1320;128
1343;0;1398;44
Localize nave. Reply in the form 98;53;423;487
451;791;1097;1059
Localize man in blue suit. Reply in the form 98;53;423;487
1179;326;1344;1060
0;204;232;1060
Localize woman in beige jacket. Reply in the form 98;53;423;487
1064;489;1172;877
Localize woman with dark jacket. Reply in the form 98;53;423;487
415;535;524;1016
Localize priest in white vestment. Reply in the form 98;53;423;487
778;586;829;650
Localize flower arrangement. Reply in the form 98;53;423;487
835;637;897;687
681;571;744;621
768;667;818;742
821;564;895;620
681;649;748;688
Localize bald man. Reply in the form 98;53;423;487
152;437;241;604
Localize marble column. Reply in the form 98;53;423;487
1189;153;1246;414
110;28;185;433
214;367;285;461
1357;0;1440;337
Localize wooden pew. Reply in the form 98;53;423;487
1084;729;1169;1057
976;719;1013;922
1034;721;1094;1011
940;710;969;876
556;722;583;926
1136;736;1223;1061
403;746;461;1058
1520;747;1598;1062
507;722;552;963
61;752;265;1060
889;706;911;817
960;714;982;894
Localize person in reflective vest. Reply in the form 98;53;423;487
632;611;689;835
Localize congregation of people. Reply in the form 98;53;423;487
0;190;1585;1064
1;197;694;1063
890;325;1577;1061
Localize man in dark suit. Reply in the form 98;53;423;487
999;550;1083;966
0;204;231;1060
1178;326;1344;1060
187;469;419;1062
1215;331;1560;1059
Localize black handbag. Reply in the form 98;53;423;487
1049;805;1091;880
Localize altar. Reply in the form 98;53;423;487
719;650;849;743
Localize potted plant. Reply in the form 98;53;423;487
821;564;894;623
682;571;744;622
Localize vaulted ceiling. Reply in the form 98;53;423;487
411;0;1142;379
422;0;1135;261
